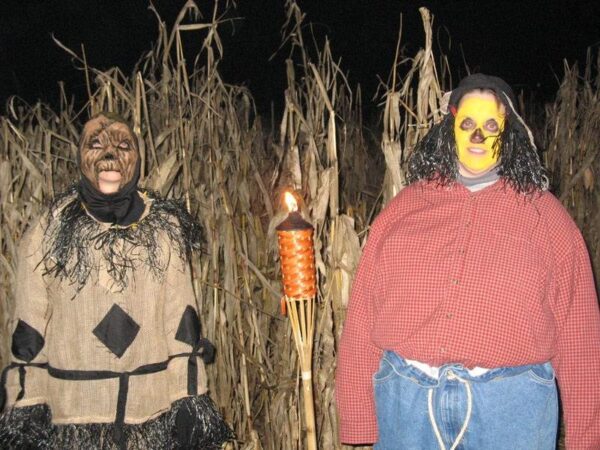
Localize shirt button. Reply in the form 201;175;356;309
446;313;453;319
440;347;446;353
451;278;459;285
458;248;465;254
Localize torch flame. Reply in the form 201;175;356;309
284;191;298;212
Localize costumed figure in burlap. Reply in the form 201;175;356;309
0;113;234;449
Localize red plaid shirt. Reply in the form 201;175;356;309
336;180;600;449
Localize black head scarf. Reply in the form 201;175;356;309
448;74;517;111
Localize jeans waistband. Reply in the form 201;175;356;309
381;350;553;386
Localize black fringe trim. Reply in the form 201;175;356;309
41;187;202;292
0;395;234;450
0;403;53;449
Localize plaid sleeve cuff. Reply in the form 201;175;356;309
338;419;378;445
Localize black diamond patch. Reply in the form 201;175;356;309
93;304;140;358
175;306;216;363
12;319;45;362
175;306;201;347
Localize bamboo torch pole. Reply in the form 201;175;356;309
276;191;318;450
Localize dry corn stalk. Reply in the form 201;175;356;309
0;2;594;450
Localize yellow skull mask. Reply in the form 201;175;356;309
453;92;505;177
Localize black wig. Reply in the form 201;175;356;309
407;74;548;194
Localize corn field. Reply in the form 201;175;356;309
0;2;597;449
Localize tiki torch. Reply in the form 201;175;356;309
276;191;318;450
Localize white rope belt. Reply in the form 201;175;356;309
427;369;473;450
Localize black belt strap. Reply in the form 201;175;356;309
1;352;203;447
188;349;198;396
47;359;170;380
114;374;129;449
188;337;216;395
0;362;48;411
49;359;170;448
16;366;26;402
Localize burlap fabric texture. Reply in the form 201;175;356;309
0;190;234;449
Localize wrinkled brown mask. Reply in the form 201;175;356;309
79;115;139;193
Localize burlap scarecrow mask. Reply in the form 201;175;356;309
79;113;139;194
77;113;145;226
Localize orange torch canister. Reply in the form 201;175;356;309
275;192;318;450
276;210;317;301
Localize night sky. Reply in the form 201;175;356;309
1;0;599;118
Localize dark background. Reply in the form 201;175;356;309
1;0;599;118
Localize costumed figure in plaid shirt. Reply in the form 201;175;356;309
0;113;234;449
336;74;600;449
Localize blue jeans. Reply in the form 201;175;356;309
373;351;558;450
